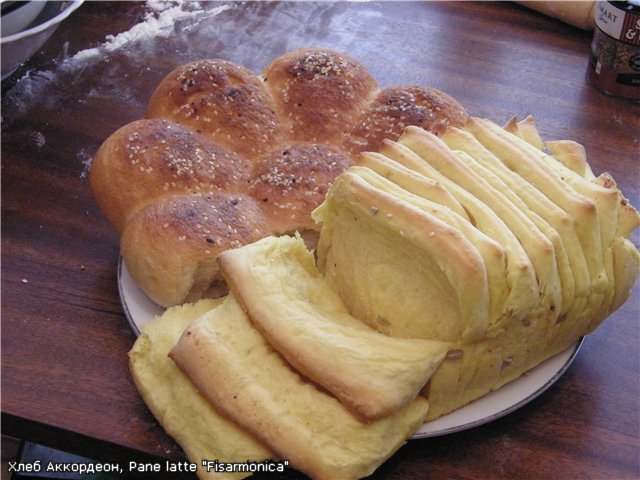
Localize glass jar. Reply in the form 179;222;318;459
587;0;640;101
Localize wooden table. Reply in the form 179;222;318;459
2;2;639;478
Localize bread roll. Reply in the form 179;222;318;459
91;119;253;233
261;48;379;145
344;85;469;155
121;193;270;307
250;142;353;234
90;48;469;307
146;59;287;159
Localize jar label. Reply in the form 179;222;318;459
595;1;640;45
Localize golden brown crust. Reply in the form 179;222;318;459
344;85;469;155
92;48;469;306
250;142;353;233
121;193;271;307
147;59;287;158
262;48;379;144
90;118;253;232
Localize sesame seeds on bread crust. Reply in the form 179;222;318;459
90;48;468;307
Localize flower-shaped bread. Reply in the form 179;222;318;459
90;48;468;307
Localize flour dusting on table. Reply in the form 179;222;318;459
66;1;232;68
1;1;234;177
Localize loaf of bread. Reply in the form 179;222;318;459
90;48;468;307
313;116;640;419
128;115;638;479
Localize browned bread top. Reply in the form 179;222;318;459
90;48;469;307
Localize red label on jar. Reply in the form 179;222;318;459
589;1;640;100
620;9;640;44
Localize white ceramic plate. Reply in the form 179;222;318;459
118;257;582;438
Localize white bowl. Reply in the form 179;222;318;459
1;0;84;80
1;1;47;37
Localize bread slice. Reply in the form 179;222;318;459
591;172;640;240
396;127;563;316
546;140;595;179
503;116;546;151
501;122;619;250
217;234;450;422
444;137;575;318
440;126;590;323
346;165;511;328
169;294;429;480
313;170;491;342
358;151;469;221
464;117;608;323
611;238;640;316
388;127;562;328
128;299;273;480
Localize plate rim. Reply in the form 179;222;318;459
410;338;582;438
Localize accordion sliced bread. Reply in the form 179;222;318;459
313;117;640;419
127;116;638;479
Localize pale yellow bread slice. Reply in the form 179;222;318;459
128;299;273;480
376;138;539;328
395;127;562;322
348;165;509;326
610;237;640;315
440;126;590;323
500;120;619;251
474;118;633;332
438;119;636;366
438;120;636;350
357;151;470;221
169;295;429;480
464;117;607;322
313;170;490;342
502;116;596;179
503;116;545;150
546;140;596;179
452;150;563;311
444;131;576;318
217;234;450;422
592;172;640;240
